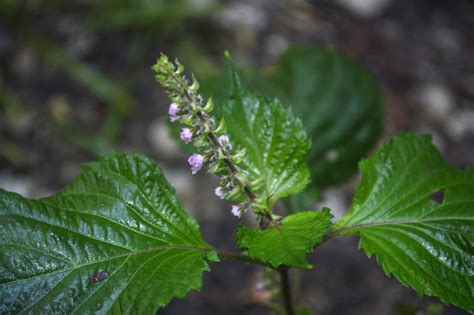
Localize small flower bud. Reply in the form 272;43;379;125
180;128;193;144
217;134;231;148
215;187;225;199
231;205;242;218
168;103;180;122
188;154;204;174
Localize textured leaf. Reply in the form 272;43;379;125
256;47;385;192
236;209;332;269
334;133;474;311
222;58;311;210
0;152;216;314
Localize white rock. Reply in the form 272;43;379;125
416;124;446;153
432;27;461;53
148;118;180;159
0;174;34;198
12;47;36;78
264;34;289;58
160;166;195;197
187;0;215;10
160;166;221;221
315;188;349;222
325;149;339;162
215;3;268;31
335;0;392;18
417;83;455;120
159;167;194;213
446;109;474;140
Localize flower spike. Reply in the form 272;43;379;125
153;53;261;219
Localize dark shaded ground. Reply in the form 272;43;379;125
0;0;472;314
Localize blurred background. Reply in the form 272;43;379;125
0;0;473;314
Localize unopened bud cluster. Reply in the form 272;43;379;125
153;54;256;218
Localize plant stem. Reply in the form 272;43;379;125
217;249;271;268
278;266;295;315
322;229;338;241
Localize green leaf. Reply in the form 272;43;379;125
334;133;474;311
0;152;216;314
236;209;332;269
256;47;385;192
296;308;312;315
222;58;311;210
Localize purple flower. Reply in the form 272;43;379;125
180;128;193;144
215;187;225;199
231;205;241;218
217;134;231;148
168;103;180;122
187;154;204;174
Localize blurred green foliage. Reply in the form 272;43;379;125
0;0;217;157
91;0;217;30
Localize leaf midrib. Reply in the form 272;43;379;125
0;244;211;287
332;216;474;236
55;192;184;244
